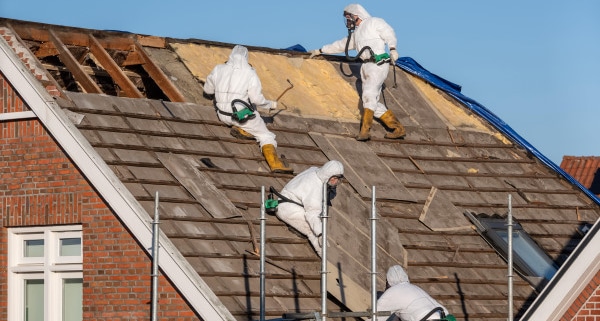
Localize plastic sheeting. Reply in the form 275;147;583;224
283;44;307;52
395;56;600;206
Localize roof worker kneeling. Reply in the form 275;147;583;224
310;4;406;141
275;160;344;257
204;45;293;174
371;265;455;321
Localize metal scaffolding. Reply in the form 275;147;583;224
260;185;390;321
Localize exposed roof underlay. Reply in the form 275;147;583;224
2;18;600;321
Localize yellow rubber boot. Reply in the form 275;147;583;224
356;108;374;141
379;110;406;139
262;144;293;174
230;126;254;140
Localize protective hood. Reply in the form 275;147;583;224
386;265;409;286
343;3;372;21
315;160;344;183
226;45;250;70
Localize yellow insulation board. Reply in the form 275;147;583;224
171;43;360;120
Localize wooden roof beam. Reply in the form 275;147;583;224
3;23;66;99
88;34;143;98
134;40;186;102
9;23;57;45
33;41;59;59
49;29;102;94
122;51;144;66
10;23;135;51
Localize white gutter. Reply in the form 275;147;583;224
520;218;600;320
0;34;235;321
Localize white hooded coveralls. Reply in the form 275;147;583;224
320;4;397;118
372;265;449;321
276;160;344;255
204;45;277;148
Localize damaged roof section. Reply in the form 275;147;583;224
2;19;186;101
2;18;600;321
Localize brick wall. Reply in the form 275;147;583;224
0;72;201;320
561;269;600;321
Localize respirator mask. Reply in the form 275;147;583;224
344;11;357;30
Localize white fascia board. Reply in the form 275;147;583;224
522;220;600;320
0;36;235;321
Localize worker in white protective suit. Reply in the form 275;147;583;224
204;45;293;174
372;265;450;321
310;4;406;141
276;160;344;256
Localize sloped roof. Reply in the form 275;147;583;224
561;156;600;196
2;18;600;321
520;213;600;320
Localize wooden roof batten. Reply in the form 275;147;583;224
48;29;102;94
88;33;143;98
4;19;186;102
0;23;66;99
133;39;187;102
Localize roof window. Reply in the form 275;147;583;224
465;212;558;288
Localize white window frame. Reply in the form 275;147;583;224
18;233;46;266
8;225;83;321
19;273;45;321
51;272;83;321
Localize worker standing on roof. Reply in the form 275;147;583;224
372;265;452;321
309;4;406;141
276;160;344;256
204;45;293;174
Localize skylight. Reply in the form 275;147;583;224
465;212;558;286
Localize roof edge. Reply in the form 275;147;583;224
520;218;600;320
0;34;235;321
395;57;600;207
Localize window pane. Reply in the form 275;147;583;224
63;278;83;321
60;238;82;257
498;230;557;279
25;279;44;321
24;239;44;257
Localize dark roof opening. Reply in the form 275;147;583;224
589;168;600;195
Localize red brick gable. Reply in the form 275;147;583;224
0;72;201;320
560;269;600;321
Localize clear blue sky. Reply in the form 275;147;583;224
2;1;599;165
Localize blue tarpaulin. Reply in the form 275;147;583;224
283;44;307;52
394;57;600;206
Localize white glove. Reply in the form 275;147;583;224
390;49;399;62
257;100;277;110
269;100;278;110
309;49;322;59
